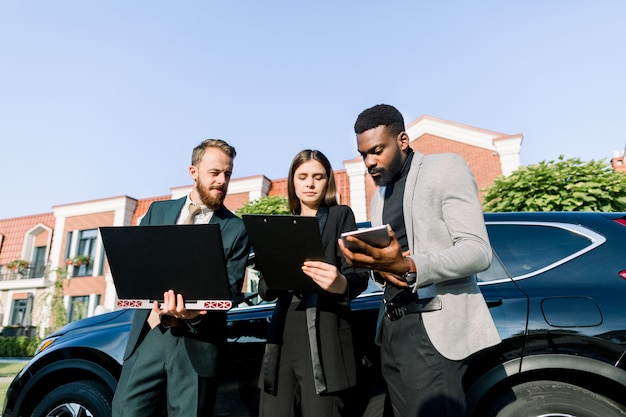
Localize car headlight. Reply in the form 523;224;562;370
35;338;57;355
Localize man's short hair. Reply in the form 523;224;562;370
354;104;405;137
191;139;236;166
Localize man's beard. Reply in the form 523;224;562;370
197;183;226;211
369;147;404;186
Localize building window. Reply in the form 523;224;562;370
73;229;97;277
30;246;47;278
9;299;28;325
65;231;73;260
69;296;89;322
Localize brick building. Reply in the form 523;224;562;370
611;150;626;173
0;114;522;335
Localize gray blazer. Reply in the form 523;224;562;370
371;151;501;360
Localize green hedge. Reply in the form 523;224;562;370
0;336;40;357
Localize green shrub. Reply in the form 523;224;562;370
0;336;40;357
235;195;290;216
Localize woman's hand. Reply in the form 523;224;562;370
302;261;347;295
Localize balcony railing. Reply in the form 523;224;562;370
0;264;49;281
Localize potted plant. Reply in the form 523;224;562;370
7;259;29;270
64;255;91;267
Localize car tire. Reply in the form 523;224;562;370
31;380;113;417
482;380;626;417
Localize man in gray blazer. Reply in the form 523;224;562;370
340;104;501;417
112;139;250;417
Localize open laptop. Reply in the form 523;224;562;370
242;214;326;294
99;224;233;310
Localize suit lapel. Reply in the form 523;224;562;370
165;198;186;225
403;152;425;254
209;206;230;228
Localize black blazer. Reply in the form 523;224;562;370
123;197;250;377
260;205;369;394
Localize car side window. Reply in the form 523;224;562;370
479;223;595;282
477;251;510;282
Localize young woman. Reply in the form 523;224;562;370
258;149;369;417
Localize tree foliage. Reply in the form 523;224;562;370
482;155;626;212
235;195;290;216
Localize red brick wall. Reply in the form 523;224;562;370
225;192;250;211
34;231;49;247
132;195;170;225
334;170;351;206
62;211;115;266
412;134;502;199
64;276;106;297
268;179;288;197
360;136;502;214
133;192;251;220
266;172;353;208
62;212;115;301
364;174;377;221
612;156;625;173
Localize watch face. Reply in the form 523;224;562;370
403;272;417;285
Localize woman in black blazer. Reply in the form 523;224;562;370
258;149;369;417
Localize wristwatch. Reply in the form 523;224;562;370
185;316;203;335
401;257;417;286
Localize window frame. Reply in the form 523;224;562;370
479;221;606;285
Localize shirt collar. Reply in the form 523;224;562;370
390;147;414;184
184;196;213;217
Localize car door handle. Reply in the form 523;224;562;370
485;298;503;308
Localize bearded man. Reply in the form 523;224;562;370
340;105;500;417
112;139;250;417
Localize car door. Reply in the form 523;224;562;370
216;297;274;416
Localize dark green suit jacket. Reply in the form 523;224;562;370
122;197;250;377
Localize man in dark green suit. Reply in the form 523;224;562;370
112;139;250;417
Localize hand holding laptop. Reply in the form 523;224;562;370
154;290;208;322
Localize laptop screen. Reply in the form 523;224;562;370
100;224;232;309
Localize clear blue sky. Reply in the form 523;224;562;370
1;1;625;219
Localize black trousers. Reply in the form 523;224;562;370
259;301;346;417
112;326;217;417
380;312;468;417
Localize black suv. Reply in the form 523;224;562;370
4;212;626;417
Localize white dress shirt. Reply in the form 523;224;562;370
177;196;214;225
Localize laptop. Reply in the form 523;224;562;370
99;224;233;310
242;214;326;294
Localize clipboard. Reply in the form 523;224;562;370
242;214;326;293
100;224;233;310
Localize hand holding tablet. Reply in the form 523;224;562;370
340;225;390;251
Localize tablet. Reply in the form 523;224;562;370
242;214;326;293
341;225;390;251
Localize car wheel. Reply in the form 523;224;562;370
482;380;626;417
31;380;112;417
